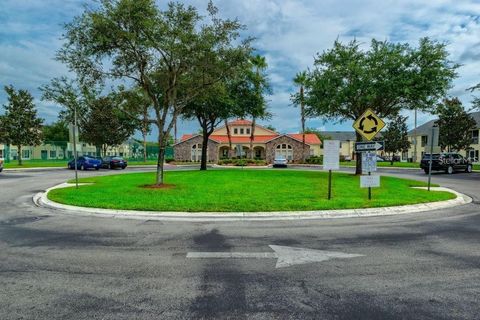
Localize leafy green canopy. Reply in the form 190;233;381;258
57;0;253;184
305;38;458;123
436;98;477;152
382;115;411;161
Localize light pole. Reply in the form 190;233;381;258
413;109;417;163
427;122;438;191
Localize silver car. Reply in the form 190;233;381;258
273;156;288;168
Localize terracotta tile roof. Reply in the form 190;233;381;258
180;134;195;142
287;133;322;144
228;119;253;126
209;135;279;143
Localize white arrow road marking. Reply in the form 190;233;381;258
186;245;364;268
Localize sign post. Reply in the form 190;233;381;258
323;140;340;200
353;109;386;201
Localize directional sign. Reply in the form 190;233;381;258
353;108;386;141
355;141;384;152
187;245;364;268
362;152;377;173
360;175;380;188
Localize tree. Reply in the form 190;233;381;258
80;95;139;156
382;115;411;165
183;83;234;170
265;125;276;131
248;54;270;159
304;38;458;174
57;0;252;185
436;98;476;152
43;120;69;159
1;85;43;165
292;71;308;162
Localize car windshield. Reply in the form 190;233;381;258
423;154;441;160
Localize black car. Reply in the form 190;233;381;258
101;156;128;169
420;153;472;174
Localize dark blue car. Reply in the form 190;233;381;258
68;156;101;170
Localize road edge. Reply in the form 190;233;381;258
33;183;472;222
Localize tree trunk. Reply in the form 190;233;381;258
142;130;147;163
225;119;233;159
156;139;166;185
17;145;22;166
200;127;209;171
250;118;256;159
355;132;362;175
390;152;394;166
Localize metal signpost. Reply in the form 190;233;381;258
353;109;386;200
323;140;340;200
427;123;438;191
69;105;79;189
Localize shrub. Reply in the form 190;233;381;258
306;156;323;164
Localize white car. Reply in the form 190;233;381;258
273;156;288;168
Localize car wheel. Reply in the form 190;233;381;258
122;166;126;170
466;164;472;173
109;164;113;169
95;167;99;171
446;166;454;174
80;164;85;171
424;169;429;174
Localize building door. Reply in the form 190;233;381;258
41;150;48;160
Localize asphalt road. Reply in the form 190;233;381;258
0;167;479;319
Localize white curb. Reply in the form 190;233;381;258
33;183;472;222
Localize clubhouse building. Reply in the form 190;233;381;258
174;119;322;163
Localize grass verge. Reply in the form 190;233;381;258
47;170;455;212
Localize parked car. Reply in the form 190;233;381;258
68;156;101;170
101;156;128;169
420;153;472;174
273;156;288;168
0;158;3;172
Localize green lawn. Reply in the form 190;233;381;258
47;170;455;212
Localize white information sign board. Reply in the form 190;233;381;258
362;152;377;173
323;140;340;171
360;175;380;188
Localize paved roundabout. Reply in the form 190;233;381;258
1;166;479;319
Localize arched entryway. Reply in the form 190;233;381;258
253;146;265;159
219;146;230;159
191;143;204;162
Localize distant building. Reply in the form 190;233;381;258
407;111;480;163
173;119;322;163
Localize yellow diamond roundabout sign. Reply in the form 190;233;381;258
353;108;386;141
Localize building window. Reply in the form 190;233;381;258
234;128;238;134
421;136;428;147
472;130;479;144
22;149;30;159
240;128;244;134
50;150;56;158
276;144;293;161
191;143;204;162
246;128;251;135
468;149;479;162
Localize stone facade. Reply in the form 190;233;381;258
265;135;311;163
173;135;219;162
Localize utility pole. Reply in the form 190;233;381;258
413;108;417;163
427;122;438;191
72;104;79;189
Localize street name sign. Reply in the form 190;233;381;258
323;140;340;171
355;141;384;152
360;175;380;188
362;152;377;173
353;108;386;141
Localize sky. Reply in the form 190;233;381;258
1;0;480;139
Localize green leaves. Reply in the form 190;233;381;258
1;85;44;150
304;38;458;123
436;98;476;151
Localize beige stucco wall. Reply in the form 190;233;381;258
213;124;276;136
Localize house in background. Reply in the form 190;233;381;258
174;119;322;163
407;111;480;163
320;131;356;160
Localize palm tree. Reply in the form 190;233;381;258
293;71;308;162
249;54;268;159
